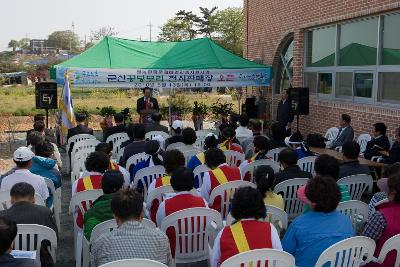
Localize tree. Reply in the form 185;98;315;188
158;18;190;41
197;7;218;38
89;26;118;41
8;40;19;52
18;38;30;50
176;10;201;40
213;7;244;55
47;30;80;50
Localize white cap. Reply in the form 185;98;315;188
171;120;183;130
13;147;35;162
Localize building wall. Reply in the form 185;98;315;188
245;0;400;138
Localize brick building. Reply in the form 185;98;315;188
244;0;400;138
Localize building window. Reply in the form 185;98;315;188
318;73;332;94
339;18;378;66
354;73;373;98
306;26;336;67
304;72;318;94
379;72;400;102
336;72;353;98
382;13;400;65
275;37;293;93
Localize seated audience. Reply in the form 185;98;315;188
219;126;243;153
148;150;186;222
94;142;130;187
83;170;124;240
0;217;34;267
26;114;56;145
72;151;109;228
275;148;312;185
156;167;208;257
241;119;263;156
283;176;354;267
90;189;171;267
240;135;272;181
211;187;282;267
0;183;57;233
131;140;164;184
339;141;370;178
254;166;284;210
145;112;168;133
235;114;253;138
200;148;241;210
368;163;400;218
180;127;198;151
329;114;354;149
362;172;400;267
228;112;240;130
379;126;400;164
28;130;62;168
67;112;93;149
120;123;146;167
1;147;49;202
287;131;312;159
120;123;135;149
268;122;286;149
165;120;183;149
187;134;219;171
103;113;127;141
364;122;391;160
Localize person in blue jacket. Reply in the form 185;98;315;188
187;134;219;171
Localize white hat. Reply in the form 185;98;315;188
13;147;35;162
172;120;183;130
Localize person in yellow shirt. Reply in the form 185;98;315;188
254;165;284;210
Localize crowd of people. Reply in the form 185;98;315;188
0;106;399;267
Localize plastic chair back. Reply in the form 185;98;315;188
220;248;296;267
44;178;61;232
224;150;245;167
98;259;168;267
193;164;210;189
106;132;129;159
266;147;285;162
376;234;400;267
146;185;174;217
240;159;280;182
166;142;185;151
273;178;309;220
337;200;369;233
133;165;166;200
337;174;373;200
297;156;317;174
125;152;147;173
357;134;372;154
325;127;339;141
145;131;170;141
68;189;103;216
0;191;45;210
71;139;100;168
183;149;200;165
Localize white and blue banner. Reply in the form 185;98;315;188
56;67;270;88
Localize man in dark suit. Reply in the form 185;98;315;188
330;114;354;149
364;122;391;160
103;113;127;141
276;89;294;137
120;124;147;167
275;148;312;185
145;112;168;133
67;113;93;141
0;183;58;233
339;141;370;178
380;127;400;164
136;87;159;123
0;217;34;267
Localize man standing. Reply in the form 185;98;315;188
136;87;159;124
276;89;293;136
329;114;354;149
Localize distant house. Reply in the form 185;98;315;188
0;72;29;85
30;39;57;54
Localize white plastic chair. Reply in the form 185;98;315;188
209;181;256;220
325;127;339;141
193;164;210;189
297;156;317;174
160;207;223;266
375;234;400;267
240;159;280;182
125;152;147;173
44;178;61;233
337;174;373;200
183;149;201;165
0;191;45;210
224;150;245;167
193;137;206;151
196;129;215;139
67;134;96;172
273;178;309;220
99;259;168;267
145;185;174;219
71;148;96;183
357;133;372;154
14;224;58;265
166;142;185;151
132;166;166;200
266;147;285;162
106;132;129;160
315;236;376;267
145;131;170;141
336;200;369;232
220;248;296;267
71;139;100;170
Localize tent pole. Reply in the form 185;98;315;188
168;88;172;126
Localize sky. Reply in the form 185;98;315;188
0;0;243;51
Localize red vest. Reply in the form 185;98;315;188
375;201;400;267
75;174;103;228
220;220;272;266
209;165;241;212
164;193;206;258
220;140;243;153
149;176;171;223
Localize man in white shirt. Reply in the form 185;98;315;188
1;147;49;201
235;114;253;139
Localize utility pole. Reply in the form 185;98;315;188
147;21;153;41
